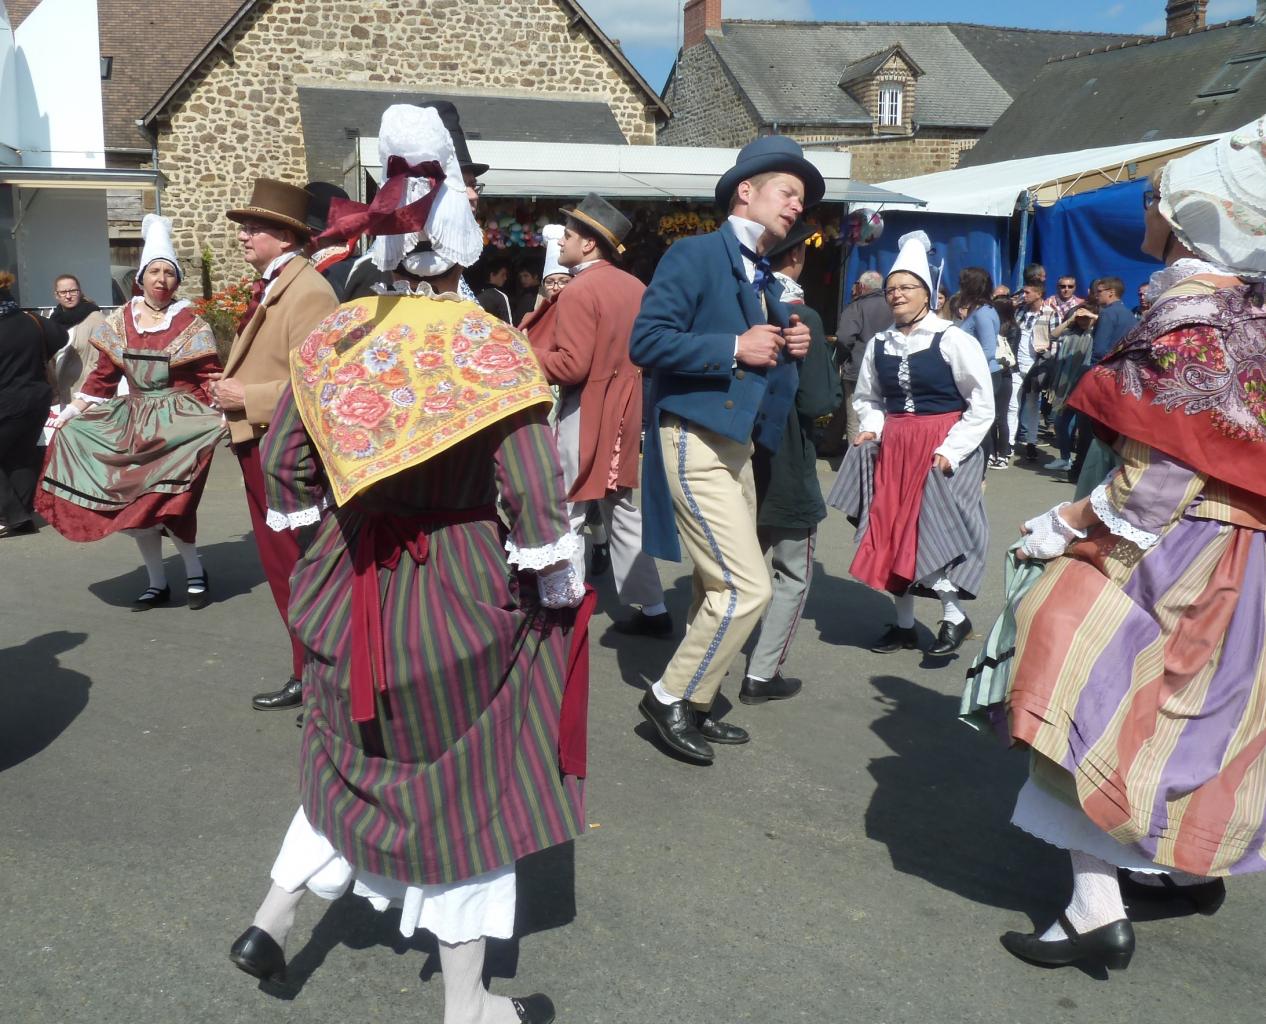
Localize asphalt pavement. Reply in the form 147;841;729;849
1;445;1261;1023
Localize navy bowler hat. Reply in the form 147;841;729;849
714;135;826;210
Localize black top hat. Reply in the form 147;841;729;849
714;135;826;210
418;100;489;177
767;218;817;259
560;193;631;255
305;181;350;233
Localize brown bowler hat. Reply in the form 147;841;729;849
227;178;313;237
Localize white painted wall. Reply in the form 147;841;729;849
0;2;20;164
13;0;104;168
13;187;112;307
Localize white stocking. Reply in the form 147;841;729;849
939;593;966;626
894;591;916;629
1040;849;1127;941
130;527;167;589
167;534;205;588
438;938;518;1024
250;883;304;953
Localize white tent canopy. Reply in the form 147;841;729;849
345;139;923;206
877;133;1222;217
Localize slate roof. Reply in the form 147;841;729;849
698;20;1132;129
5;0;244;153
298;86;627;184
837;46;922;88
960;18;1266;166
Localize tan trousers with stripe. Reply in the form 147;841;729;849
659;414;772;707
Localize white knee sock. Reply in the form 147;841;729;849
939;593;966;626
132;528;167;589
894;592;916;629
167;534;205;588
1040;850;1127;941
439;938;518;1024
251;883;304;952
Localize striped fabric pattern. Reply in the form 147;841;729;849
1005;445;1266;877
261;398;584;887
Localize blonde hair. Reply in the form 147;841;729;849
728;171;782;213
0;270;14;290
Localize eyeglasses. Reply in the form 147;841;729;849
237;221;277;236
884;284;924;297
1142;188;1157;210
1058;283;1075;290
469;182;486;195
55;288;80;297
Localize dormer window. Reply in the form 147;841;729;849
879;85;902;126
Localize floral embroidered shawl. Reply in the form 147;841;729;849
290;294;553;505
1070;284;1266;499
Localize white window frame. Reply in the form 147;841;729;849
878;84;903;127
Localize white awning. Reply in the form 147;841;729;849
877;133;1223;217
0;166;165;192
347;139;923;206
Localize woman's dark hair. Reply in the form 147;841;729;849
958;266;994;315
993;297;1017;333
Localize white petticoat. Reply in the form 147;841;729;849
1011;778;1167;874
270;807;517;943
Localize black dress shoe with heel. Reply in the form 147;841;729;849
694;709;749;745
511;994;555;1024
229;926;287;982
738;674;802;705
186;571;210;611
252;677;302;711
638;692;714;764
926;617;972;656
131;585;171;611
870;624;918;653
1001;914;1134;971
1118;870;1226;916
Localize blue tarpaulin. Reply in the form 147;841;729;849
1030;178;1162;305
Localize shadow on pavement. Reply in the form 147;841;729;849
863;673;1065;920
800;559;902;650
87;534;266;608
0;630;92;772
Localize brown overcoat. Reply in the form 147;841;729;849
529;260;644;502
222;256;338;443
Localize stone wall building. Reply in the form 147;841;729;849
660;2;1129;182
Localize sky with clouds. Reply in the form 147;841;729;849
580;0;1258;92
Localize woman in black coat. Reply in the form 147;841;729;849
0;271;57;537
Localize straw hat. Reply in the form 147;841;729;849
227;178;313;237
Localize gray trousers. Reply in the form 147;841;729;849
556;391;663;607
747;525;816;680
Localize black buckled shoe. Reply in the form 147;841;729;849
638;692;714;764
738;674;802;705
870;625;918;653
926;617;973;656
511;994;556;1024
251;677;303;711
589;542;610;578
1118;870;1226;916
186;571;210;611
612;610;673;637
229;925;287;983
694;710;749;745
131;584;171;612
1001;914;1134;971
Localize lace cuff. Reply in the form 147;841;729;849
265;505;323;532
505;531;582;571
73;392;107;405
1091;484;1160;549
539;566;585;608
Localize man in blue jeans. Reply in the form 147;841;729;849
1010;279;1054;461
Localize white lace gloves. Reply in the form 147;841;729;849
1021;501;1087;560
538;565;585;609
53;404;82;428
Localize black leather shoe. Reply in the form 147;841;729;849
0;519;36;538
694;710;749;745
131;584;171;611
926;617;973;656
870;625;918;653
229;925;287;982
252;677;302;711
186;571;210;611
1001;914;1134;971
638;692;714;764
1118;870;1226;916
589;542;610;578
612;610;673;637
739;674;802;705
511;994;556;1024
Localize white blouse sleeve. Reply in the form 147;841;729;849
852;334;886;440
934;325;995;469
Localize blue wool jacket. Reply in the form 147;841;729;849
630;222;799;560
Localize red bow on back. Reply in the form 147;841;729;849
316;158;445;247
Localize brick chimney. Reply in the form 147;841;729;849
1165;0;1208;34
683;0;722;49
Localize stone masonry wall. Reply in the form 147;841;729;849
658;38;760;149
156;0;659;287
